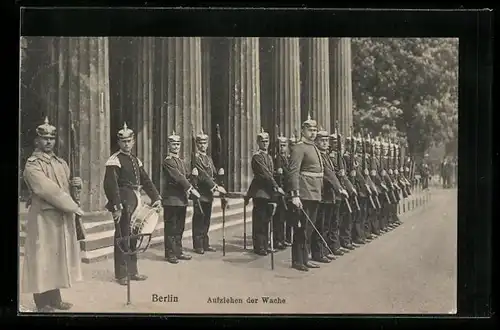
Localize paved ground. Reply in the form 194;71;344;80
19;188;457;314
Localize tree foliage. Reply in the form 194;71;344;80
351;38;458;156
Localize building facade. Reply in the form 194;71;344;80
20;37;354;212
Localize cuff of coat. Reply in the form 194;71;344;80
370;170;376;176
112;204;123;212
290;190;300;197
186;186;194;195
211;185;218;193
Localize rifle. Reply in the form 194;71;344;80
395;142;409;198
68;112;86;241
335;121;352;214
361;130;376;209
348;127;361;211
190;130;204;216
274;125;287;212
214;124;228;256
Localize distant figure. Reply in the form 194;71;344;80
440;157;453;189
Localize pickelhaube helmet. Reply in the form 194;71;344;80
355;132;363;151
289;132;299;145
302;112;317;129
277;132;289;144
168;130;181;143
117;122;134;140
257;127;269;141
36;117;57;138
315;126;329;140
195;129;209;143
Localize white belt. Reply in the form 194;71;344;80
300;171;323;178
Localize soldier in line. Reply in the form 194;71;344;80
371;137;391;233
387;140;402;227
22;118;85;312
246;129;285;256
191;131;227;254
273;133;291;250
103;123;162;285
344;133;369;245
366;134;382;237
314;128;346;263
287;115;324;271
354;133;378;242
380;138;397;230
284;133;301;245
331;131;358;251
162;132;201;264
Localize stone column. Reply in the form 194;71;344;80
271;38;301;138
330;38;353;136
201;38;212;155
301;38;331;131
66;37;111;211
133;37;155;176
164;37;203;162
226;37;261;192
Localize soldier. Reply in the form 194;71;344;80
370;137;390;233
314;128;346;263
362;133;381;239
162;132;201;264
273;133;291;250
284;133;300;245
387;140;402;227
354;133;378;242
103;123;162;285
344;133;369;245
287;115;324;271
191;131;227;254
246;128;285;256
21;118;85;312
421;154;431;190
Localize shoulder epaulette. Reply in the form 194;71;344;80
165;155;172;160
135;156;143;167
105;152;121;168
296;141;303;145
26;155;39;163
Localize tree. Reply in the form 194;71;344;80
351;38;458;157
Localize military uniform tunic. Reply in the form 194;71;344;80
103;150;161;280
247;149;279;253
286;139;324;267
162;153;193;259
191;151;218;250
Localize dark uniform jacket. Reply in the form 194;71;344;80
287;139;324;201
330;150;356;196
193;152;218;203
320;151;343;203
103;150;160;213
360;153;379;195
344;152;370;198
247;150;279;200
370;154;387;192
162;153;193;207
274;153;290;192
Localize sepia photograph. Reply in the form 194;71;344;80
18;35;458;314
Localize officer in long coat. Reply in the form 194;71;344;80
314;128;346;263
191;131;227;254
287;115;324;271
162;132;201;264
22;117;85;312
246;129;284;256
103;123;162;285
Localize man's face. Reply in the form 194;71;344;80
36;136;55;153
258;139;269;151
197;140;208;153
169;141;181;154
118;137;135;153
316;138;329;151
302;126;317;141
330;140;337;152
279;142;288;154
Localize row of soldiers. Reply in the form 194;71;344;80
245;115;415;272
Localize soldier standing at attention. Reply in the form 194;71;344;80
287;115;324;272
191;131;227;254
273;133;291;250
162;132;201;264
104;123;162;285
313;128;346;263
22;118;85;312
246;129;284;256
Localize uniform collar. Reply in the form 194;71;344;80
259;149;268;154
32;149;58;161
301;137;315;145
169;152;180;158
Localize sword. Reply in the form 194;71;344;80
298;206;334;256
269;202;277;270
243;196;248;250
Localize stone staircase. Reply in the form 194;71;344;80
19;196;253;263
18;188;430;264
